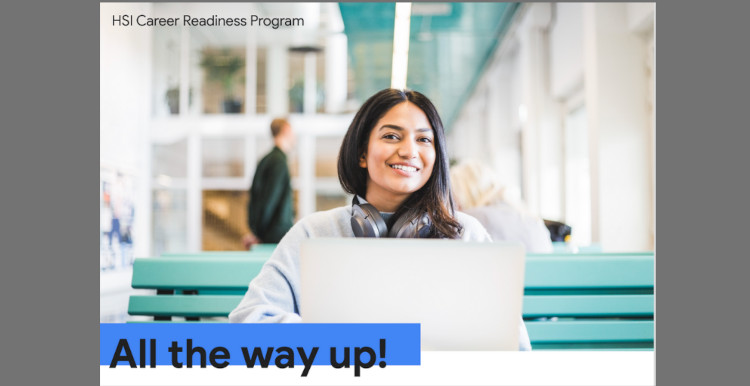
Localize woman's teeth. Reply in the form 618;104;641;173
390;164;417;172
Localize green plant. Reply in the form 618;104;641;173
199;48;245;99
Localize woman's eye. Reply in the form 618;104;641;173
419;137;433;143
383;134;399;140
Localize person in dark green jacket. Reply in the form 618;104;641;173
244;118;296;247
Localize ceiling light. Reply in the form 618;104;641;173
391;3;412;89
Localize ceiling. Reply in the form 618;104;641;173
340;2;520;129
151;3;521;130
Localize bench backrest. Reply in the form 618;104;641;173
129;256;268;321
523;252;654;350
160;244;277;258
128;250;654;350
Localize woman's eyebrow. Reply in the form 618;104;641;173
378;124;405;131
378;124;433;133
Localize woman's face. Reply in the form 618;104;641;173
359;102;436;211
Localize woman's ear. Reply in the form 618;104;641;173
359;153;367;168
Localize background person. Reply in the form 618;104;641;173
230;88;531;351
450;158;553;253
243;118;296;248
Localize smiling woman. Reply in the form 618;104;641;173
228;88;532;350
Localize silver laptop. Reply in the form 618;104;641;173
300;238;526;351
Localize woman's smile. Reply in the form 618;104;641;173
388;162;420;175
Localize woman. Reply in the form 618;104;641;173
451;159;553;253
229;88;531;350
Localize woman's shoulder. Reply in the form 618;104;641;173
300;205;351;223
453;211;491;241
454;210;481;226
290;205;354;237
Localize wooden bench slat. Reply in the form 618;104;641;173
161;251;274;258
129;295;654;320
160;253;273;258
196;289;248;295
525;320;654;343
131;257;268;290
524;254;654;288
530;342;654;350
524;288;653;295
129;295;243;317
522;294;654;317
161;244;277;258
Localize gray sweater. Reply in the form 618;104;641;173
229;205;532;350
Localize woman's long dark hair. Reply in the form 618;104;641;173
338;88;462;239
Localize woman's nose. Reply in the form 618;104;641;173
398;139;418;158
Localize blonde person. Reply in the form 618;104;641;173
450;159;553;253
229;88;531;350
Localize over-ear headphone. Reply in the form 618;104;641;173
351;196;432;238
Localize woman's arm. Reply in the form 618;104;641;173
229;223;306;323
229;207;353;323
228;262;301;323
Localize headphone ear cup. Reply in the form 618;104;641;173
388;213;432;238
351;203;388;237
417;213;432;239
388;215;414;238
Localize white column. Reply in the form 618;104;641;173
297;133;316;218
294;51;319;219
584;3;651;251
478;87;491;161
266;45;289;116
245;28;257;115
178;22;202;252
303;51;317;114
517;3;552;216
135;8;153;258
325;33;348;113
179;25;190;116
135;129;152;257
491;58;524;203
186;132;202;252
538;104;563;220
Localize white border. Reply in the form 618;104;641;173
101;351;654;385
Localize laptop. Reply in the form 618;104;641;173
299;238;526;351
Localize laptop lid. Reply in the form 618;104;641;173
300;238;526;351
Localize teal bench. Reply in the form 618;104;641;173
160;244;277;258
128;256;270;321
130;245;278;320
523;252;654;350
551;242;602;253
128;250;654;350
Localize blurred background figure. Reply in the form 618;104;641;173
451;159;553;253
243;118;296;249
